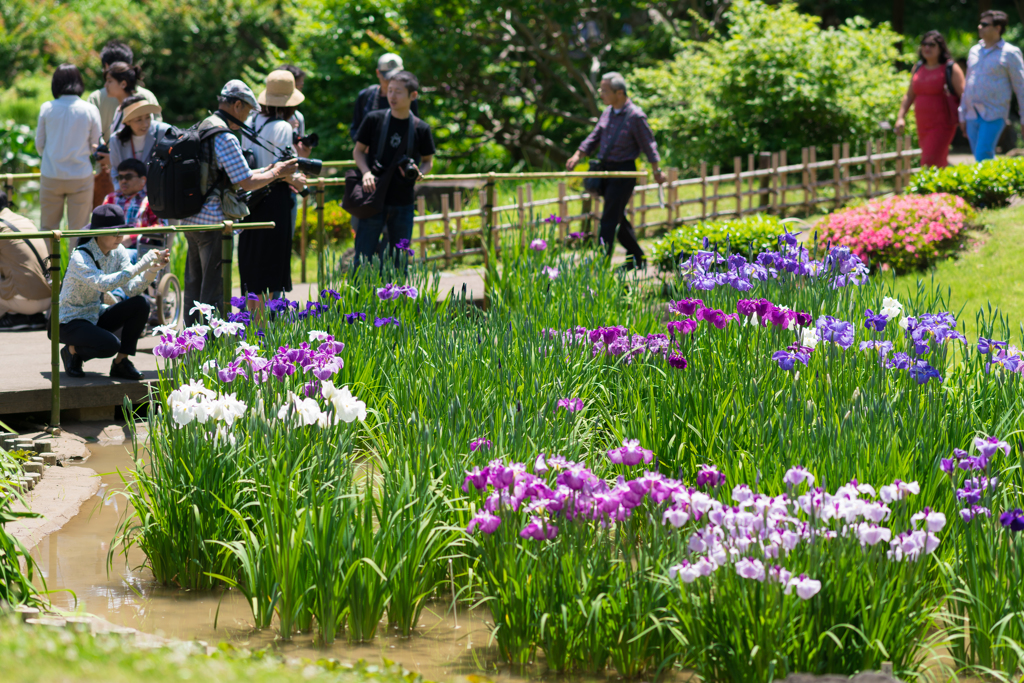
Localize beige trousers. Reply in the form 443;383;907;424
40;175;94;233
0;295;50;316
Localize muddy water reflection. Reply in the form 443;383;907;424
30;444;507;679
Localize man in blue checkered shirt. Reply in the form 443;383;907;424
183;80;299;325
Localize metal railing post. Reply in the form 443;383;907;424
49;231;62;432
220;221;234;316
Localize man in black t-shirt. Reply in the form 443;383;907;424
353;70;435;268
351;53;420;141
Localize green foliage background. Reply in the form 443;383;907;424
2;0;1023;173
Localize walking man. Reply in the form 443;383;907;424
959;10;1024;161
566;72;665;270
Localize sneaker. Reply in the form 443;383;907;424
0;313;34;331
110;357;144;381
61;346;85;378
27;312;47;330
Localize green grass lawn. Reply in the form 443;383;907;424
891;202;1024;340
0;616;428;683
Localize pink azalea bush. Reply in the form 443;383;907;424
818;193;974;272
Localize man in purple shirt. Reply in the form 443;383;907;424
567;72;665;270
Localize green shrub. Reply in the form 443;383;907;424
631;0;907;173
906;157;1024;208
649;214;784;271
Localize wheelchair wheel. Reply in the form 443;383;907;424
156;273;182;327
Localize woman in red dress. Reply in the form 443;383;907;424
895;31;965;167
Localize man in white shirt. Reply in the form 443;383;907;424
959;10;1024;161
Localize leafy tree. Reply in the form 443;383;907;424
631;0;907;173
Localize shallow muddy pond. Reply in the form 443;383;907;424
30;443;691;681
29;443;516;680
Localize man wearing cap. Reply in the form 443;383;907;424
56;204;169;380
182;80;299;326
351;53;420;141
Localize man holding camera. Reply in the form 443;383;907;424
182;80;300;325
567;72;665;271
353;71;435;268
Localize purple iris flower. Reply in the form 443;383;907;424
217;360;247;384
320;288;342;301
230;295;246;310
736;299;760;317
374;316;400;327
670;299;704;316
462;466;490;492
267;298;289;313
557;398;584;412
864;309;888;332
345;312;366;323
986;353;1022;373
795;311;813;327
469;438;493;452
696;307;737;330
977;337;1008;354
908;360;942;385
859;340;893;356
520;516;558;540
696;464;726;488
668;353;688;369
690;274;721;290
395;238;415;255
772;349;810;371
886;352;912;370
667;319;698;337
974;436;1011;459
1000;508;1024;531
153;334;183;359
227;311;251;325
779;230;801;247
467;512;501;534
767;307;795;329
816;315;855;349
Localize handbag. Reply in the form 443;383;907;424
944;60;961;126
343;111;416;219
583;104;632;195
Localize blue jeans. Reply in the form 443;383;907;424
353;204;414;268
967;117;1006;162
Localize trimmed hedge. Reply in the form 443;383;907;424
906;157;1024;208
649;214;785;271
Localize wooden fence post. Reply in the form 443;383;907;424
733;157;742;218
832;144;841;210
667;168;679;228
712;164;721;218
220;220;234;317
454;192;464;254
801;147;811;214
316;180;326;289
417;196;427;260
747;153;755;211
581;193;593;238
758;152;771;208
526;183;534;226
558;182;567;240
865;140;874;199
769;153;779;214
779;151;788;212
894;136;904;193
517;185;526;248
700;161;708;221
874;138;883;194
442;194;452;268
809;146;818;209
638;186;647;235
841;142;850;203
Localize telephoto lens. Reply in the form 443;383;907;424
296;157;323;176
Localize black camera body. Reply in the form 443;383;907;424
292;131;319;149
396;155;421;180
279;146;323;177
95;142;110;155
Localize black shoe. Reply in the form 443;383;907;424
0;313;34;331
110;357;144;381
616;258;647;273
61;346;85;378
27;312;47;330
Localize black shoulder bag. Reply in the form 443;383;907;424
343;111;416;219
584;104;632;195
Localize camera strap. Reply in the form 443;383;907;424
373;111;417;167
213;109;284;160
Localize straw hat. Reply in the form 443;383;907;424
121;100;162;125
257;70;305;108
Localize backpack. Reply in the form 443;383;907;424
146;125;232;219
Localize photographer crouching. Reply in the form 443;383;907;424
239;70;312;314
352;70;435;268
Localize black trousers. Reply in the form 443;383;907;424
58;296;150;361
599;159;644;263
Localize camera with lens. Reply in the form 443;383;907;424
292;131;319;149
95;142;110;155
396;155;421;180
279;146;323;177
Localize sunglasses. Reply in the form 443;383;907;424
116;173;139;182
921;42;938;47
979;22;993;28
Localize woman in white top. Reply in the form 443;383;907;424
35;64;102;233
108;96;172;186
